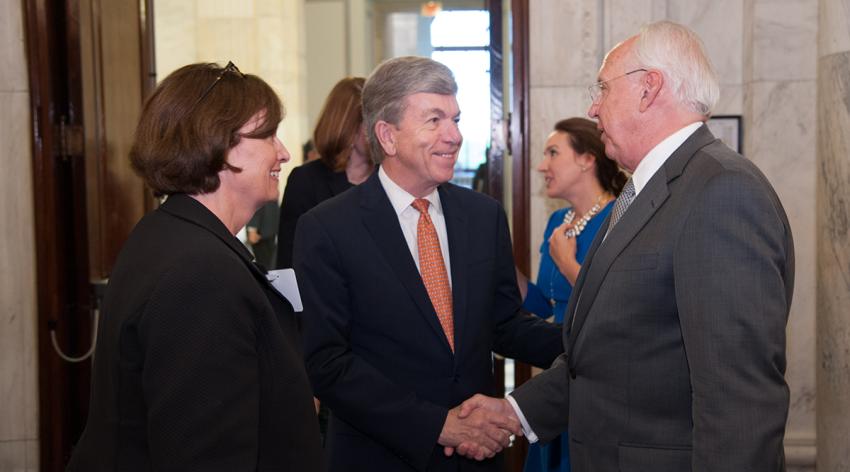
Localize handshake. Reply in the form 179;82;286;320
437;394;522;461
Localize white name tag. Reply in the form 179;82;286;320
266;268;303;312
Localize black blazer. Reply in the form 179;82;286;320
67;194;324;472
512;126;794;471
294;173;563;472
276;159;351;269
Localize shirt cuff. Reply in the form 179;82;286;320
506;394;538;443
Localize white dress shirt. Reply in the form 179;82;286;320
378;166;453;286
630;121;703;196
507;121;704;443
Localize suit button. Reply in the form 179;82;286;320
453;374;460;383
569;368;576;379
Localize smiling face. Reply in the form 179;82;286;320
378;93;462;197
537;131;588;200
587;38;644;172
220;111;290;209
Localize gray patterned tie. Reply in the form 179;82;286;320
604;179;636;238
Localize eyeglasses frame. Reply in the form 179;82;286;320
188;61;245;112
587;68;648;104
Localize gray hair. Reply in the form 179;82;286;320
633;21;719;117
362;56;458;163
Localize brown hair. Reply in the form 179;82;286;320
313;77;366;172
362;56;457;164
554;117;627;195
130;62;283;197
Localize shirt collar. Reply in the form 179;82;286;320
378;166;442;216
631;121;703;195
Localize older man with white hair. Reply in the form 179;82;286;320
458;21;795;471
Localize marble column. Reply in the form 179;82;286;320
742;1;819;469
816;0;850;470
0;0;39;470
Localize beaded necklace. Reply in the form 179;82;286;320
562;194;609;238
547;194;611;303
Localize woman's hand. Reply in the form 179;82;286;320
549;221;581;285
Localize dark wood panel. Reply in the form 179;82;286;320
24;0;93;469
25;0;148;469
488;0;531;469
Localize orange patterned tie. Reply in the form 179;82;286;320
411;198;454;351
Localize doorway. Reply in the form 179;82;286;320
26;1;532;470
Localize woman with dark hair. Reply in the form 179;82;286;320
66;62;324;471
519;117;627;472
275;76;373;269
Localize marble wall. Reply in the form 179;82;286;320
527;1;818;468
816;0;850;469
0;0;40;470
743;0;818;468
154;0;309;180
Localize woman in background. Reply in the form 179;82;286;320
67;62;323;471
519;117;627;472
275;76;373;269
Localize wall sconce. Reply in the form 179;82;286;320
420;1;442;17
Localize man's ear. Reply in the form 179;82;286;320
375;121;397;157
639;69;663;112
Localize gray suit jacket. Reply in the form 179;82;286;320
512;125;794;471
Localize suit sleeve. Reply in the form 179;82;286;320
276;166;313;269
295;210;447;471
675;170;792;471
522;281;554;318
509;353;571;442
489;205;564;368
138;256;261;472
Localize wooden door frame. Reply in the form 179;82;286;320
24;0;152;469
488;0;531;469
23;1;93;469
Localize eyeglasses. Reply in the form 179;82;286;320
189;61;244;111
587;68;647;104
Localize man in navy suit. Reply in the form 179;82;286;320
457;21;794;471
294;56;563;471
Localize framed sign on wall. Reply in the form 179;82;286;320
706;115;743;155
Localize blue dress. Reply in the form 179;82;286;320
521;202;613;472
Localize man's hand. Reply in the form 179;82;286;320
439;395;523;460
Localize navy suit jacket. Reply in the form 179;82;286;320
295;172;562;471
276;159;351;269
512;125;794;471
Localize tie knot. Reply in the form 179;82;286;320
412;198;430;213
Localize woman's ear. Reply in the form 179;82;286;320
375;121;396;157
575;153;595;173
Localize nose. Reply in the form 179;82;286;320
444;121;462;146
536;157;548;172
587;101;599;119
276;137;291;163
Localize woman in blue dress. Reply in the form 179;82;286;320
520;117;627;472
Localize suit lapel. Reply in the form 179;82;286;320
439;184;468;355
567;125;718;357
359;174;453;351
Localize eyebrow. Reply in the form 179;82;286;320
423;108;460;119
